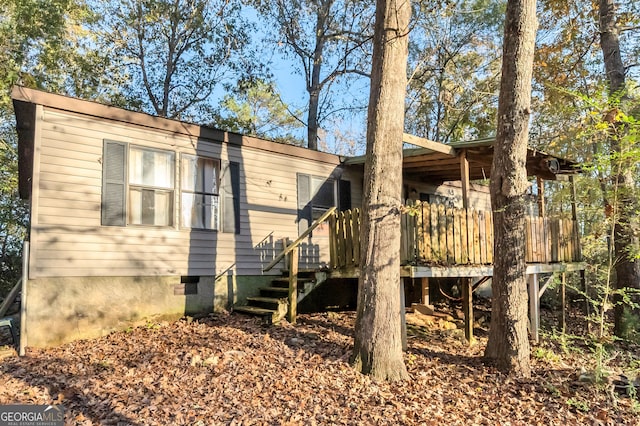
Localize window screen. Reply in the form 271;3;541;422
181;155;220;230
128;146;175;226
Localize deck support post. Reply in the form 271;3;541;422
401;278;407;351
462;277;473;342
420;277;429;305
560;272;566;333
528;273;539;343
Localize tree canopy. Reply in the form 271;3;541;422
406;0;505;143
93;0;250;121
250;0;374;149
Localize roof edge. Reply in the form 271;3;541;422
11;86;341;165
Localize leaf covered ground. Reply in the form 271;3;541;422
1;309;638;425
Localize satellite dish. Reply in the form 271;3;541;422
543;158;560;174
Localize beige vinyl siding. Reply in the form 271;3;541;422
30;107;355;279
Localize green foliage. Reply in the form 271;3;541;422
566;397;590;412
94;0;252;121
581;87;640;339
533;347;561;363
250;0;374;149
538;81;640;341
145;321;161;330
0;127;27;297
618;310;640;343
211;78;304;145
0;0;118;102
0;0;118;297
529;3;640;346
406;0;505;143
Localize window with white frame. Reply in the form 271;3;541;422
128;146;175;226
181;154;220;230
102;139;240;233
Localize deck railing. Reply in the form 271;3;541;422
328;202;581;270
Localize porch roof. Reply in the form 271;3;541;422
343;135;580;183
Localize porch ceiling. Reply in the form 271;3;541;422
343;136;580;184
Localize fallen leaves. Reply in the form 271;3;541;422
0;311;638;425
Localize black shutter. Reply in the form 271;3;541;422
297;173;312;235
101;140;127;226
338;179;351;212
222;161;241;234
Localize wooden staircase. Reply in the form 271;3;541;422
233;207;337;325
233;270;319;324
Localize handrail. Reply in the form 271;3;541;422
263;206;337;272
0;277;22;318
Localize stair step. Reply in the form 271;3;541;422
260;286;289;297
281;268;319;275
246;296;287;310
261;286;289;292
270;277;315;288
247;296;287;302
234;303;289;324
234;305;277;318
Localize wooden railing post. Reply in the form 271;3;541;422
288;245;298;324
281;237;290;267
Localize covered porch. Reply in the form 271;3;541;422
331;134;584;342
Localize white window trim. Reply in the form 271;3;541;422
180;153;221;231
127;145;176;227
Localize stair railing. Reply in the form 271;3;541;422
263;206;337;273
263;206;337;324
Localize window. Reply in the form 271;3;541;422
310;176;336;220
181;155;220;230
102;139;240;233
297;174;338;235
128;146;175;226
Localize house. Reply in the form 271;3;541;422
12;87;583;350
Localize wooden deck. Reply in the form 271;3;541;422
328;201;582;272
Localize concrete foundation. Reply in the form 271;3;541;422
22;274;271;347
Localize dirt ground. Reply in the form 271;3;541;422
1;305;638;425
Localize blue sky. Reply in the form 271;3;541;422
241;5;370;155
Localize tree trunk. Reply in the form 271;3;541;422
306;2;329;151
307;89;320;150
599;0;624;92
598;0;640;338
484;0;537;378
351;0;410;382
